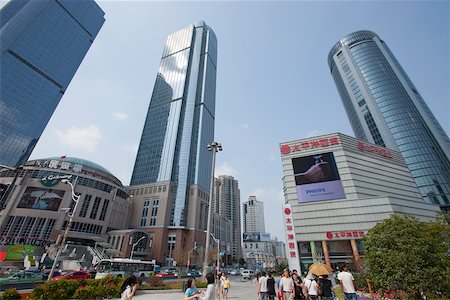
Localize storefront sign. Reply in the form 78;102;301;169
357;141;392;158
283;204;300;272
280;137;340;155
326;231;365;239
36;159;83;173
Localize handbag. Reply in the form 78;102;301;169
317;280;323;296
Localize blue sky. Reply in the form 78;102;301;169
24;0;449;242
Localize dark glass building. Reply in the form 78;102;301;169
328;30;450;209
0;0;105;167
130;21;218;226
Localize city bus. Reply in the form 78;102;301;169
95;258;157;279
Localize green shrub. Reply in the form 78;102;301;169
73;286;99;299
1;288;20;300
353;273;369;290
31;279;80;299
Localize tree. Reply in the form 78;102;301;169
363;214;450;299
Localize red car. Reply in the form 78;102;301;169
155;269;178;277
51;270;91;281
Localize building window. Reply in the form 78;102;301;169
89;197;101;219
42;219;56;240
99;199;110;221
149;197;159;226
167;234;176;261
79;195;91;218
140;198;151;226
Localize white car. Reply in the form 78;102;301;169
229;269;238;275
240;269;254;279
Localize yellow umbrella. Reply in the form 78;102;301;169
309;263;333;276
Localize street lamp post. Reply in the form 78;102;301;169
202;142;222;281
130;236;146;259
47;179;80;281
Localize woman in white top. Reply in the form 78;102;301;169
204;272;216;300
120;275;138;300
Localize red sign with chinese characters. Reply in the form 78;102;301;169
326;231;365;239
357;141;392;158
280;137;340;155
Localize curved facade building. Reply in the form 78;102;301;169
328;30;450;209
0;156;131;248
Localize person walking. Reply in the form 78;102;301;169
222;274;230;300
317;275;333;300
337;266;357;300
304;275;318;300
276;272;284;300
267;272;277;300
120;275;138;300
259;271;269;300
185;277;203;300
204;273;216;300
255;272;262;299
279;269;295;300
292;273;307;300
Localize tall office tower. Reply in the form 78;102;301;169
127;22;218;264
328;30;450;210
0;0;105;167
216;175;242;260
242;196;265;234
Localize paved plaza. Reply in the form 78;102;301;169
119;276;257;300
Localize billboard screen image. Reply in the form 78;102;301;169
292;152;345;202
17;187;65;211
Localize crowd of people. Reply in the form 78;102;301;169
253;266;357;300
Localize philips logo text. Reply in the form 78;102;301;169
306;188;326;194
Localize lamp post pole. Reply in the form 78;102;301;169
202;142;222;281
130;236;146;259
48;179;80;281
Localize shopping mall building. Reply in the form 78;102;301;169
280;133;439;272
0;156;131;263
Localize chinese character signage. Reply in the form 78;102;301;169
280;137;340;156
36;159;83;173
292;152;345;202
326;231;365;239
283;203;300;273
357;141;392;158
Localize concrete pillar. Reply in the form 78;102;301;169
310;241;317;263
322;240;331;268
350;239;361;266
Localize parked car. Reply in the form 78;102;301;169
0;271;43;290
186;269;201;277
240;269;255;279
51;270;91;281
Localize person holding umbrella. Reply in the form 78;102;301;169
308;263;333;300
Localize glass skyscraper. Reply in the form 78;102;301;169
130;21;218;226
0;0;105;167
328;30;450;209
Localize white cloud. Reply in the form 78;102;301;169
215;162;238;177
54;125;103;153
306;129;323;137
112;112;128;121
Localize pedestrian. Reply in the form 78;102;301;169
215;272;221;300
279;269;295;300
337;266;357;300
204;272;216;300
267;272;277;300
292;273;307;300
120;275;138;300
255;272;261;299
317;275;333;300
185;276;203;300
304;275;318;300
259;271;269;300
276;272;284;300
222;274;230;300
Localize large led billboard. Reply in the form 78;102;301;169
292;152;345;202
17;187;64;211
